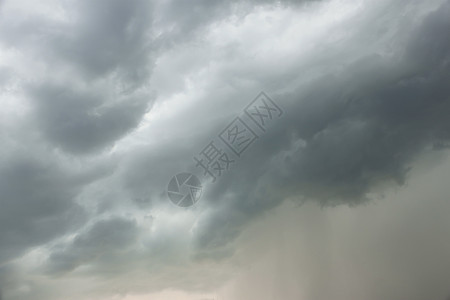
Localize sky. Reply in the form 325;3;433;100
0;0;450;299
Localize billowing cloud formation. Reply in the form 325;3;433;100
0;0;449;299
30;84;151;154
46;217;139;274
171;0;450;257
0;156;86;263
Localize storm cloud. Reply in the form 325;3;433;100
0;0;449;299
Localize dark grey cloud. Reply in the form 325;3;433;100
55;0;154;85
191;0;450;257
0;0;156;155
67;0;450;274
46;217;139;275
0;155;87;264
0;0;449;299
29;84;152;154
0;0;154;84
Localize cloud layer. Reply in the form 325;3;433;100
0;0;449;299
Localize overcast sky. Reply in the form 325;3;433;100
1;0;450;299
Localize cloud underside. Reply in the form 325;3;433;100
0;0;449;299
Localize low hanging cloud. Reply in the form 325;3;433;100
0;0;449;299
154;0;450;258
29;84;152;154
